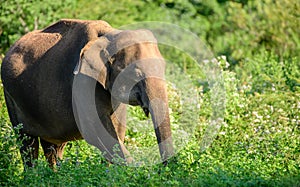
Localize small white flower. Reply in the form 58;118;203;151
271;84;276;91
265;129;270;134
270;105;274;112
222;122;228;128
254;119;261;123
220;55;227;61
203;59;210;64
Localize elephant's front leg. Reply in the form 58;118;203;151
99;113;132;164
111;103;127;143
110;103;133;163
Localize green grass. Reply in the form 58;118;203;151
1;52;299;186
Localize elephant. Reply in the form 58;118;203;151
1;19;174;168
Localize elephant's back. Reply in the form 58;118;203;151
1;30;62;80
1;19;114;82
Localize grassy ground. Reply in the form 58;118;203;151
0;51;299;186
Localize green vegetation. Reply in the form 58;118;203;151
0;0;299;186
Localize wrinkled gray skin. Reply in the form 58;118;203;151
1;19;174;168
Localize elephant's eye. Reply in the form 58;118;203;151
135;68;143;78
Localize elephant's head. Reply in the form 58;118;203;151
75;29;174;164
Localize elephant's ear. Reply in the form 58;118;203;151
74;37;110;89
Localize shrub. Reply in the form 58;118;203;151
235;52;300;93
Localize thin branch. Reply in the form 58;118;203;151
18;17;30;33
34;17;39;30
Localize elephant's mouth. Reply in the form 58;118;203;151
142;107;149;117
135;92;150;117
128;99;149;117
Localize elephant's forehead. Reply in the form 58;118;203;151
135;58;166;78
107;30;158;55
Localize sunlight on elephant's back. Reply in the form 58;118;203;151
2;31;62;77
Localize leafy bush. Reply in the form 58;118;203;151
223;0;300;60
235;52;300;93
0;0;75;54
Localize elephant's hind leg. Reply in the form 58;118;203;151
4;91;39;168
40;139;67;169
19;133;39;168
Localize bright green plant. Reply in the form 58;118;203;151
0;0;75;54
224;0;300;60
235;52;300;93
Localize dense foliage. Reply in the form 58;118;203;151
0;0;299;186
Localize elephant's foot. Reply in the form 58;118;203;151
40;139;67;169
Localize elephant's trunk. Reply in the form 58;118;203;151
144;77;174;164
